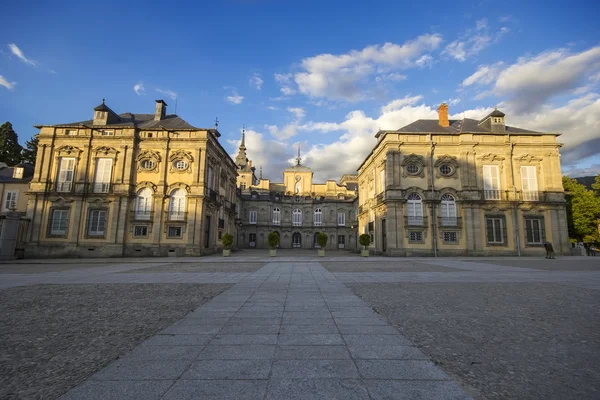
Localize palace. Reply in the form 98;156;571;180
25;99;237;257
21;100;570;257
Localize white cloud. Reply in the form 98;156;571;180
443;19;508;62
225;90;244;104
275;73;296;96
375;73;407;83
293;34;443;101
249;73;264;90
463;62;504;86
8;43;36;66
380;95;424;113
0;75;16;90
448;97;461;106
465;46;600;113
133;83;145;95
287;107;305;119
156;88;177;100
228;129;292;180
267;106;279;110
563;164;600;177
415;54;434;68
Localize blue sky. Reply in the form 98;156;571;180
1;0;599;180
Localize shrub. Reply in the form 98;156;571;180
359;234;371;249
268;232;280;249
222;233;233;249
316;232;328;248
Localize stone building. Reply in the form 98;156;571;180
25;99;238;257
357;103;570;256
235;139;358;250
1;163;34;215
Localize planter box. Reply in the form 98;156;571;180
361;249;370;257
318;249;325;257
270;249;277;257
223;249;231;257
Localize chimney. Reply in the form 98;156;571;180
437;103;449;127
154;100;168;121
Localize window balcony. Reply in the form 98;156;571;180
91;183;112;194
218;218;225;229
405;215;427;226
521;190;541;201
204;187;219;202
165;211;187;222
314;221;322;227
55;182;74;193
272;221;280;226
292;221;302;227
439;216;462;228
132;211;153;221
484;189;502;200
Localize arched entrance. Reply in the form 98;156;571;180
313;232;320;248
292;232;302;248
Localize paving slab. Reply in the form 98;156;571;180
60;261;471;399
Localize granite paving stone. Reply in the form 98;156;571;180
181;359;272;379
198;344;277;359
58;380;175;400
275;345;351;360
278;334;344;345
280;324;339;334
90;359;192;380
266;379;370;400
161;380;268;400
356;360;451;380
366;380;472;400
142;334;213;347
271;360;360;379
122;345;205;361
211;334;279;345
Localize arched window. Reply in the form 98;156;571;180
135;188;153;220
406;193;423;225
440;194;457;226
169;189;186;220
273;207;281;226
314;208;322;226
292;208;302;226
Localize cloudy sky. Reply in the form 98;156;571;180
1;0;599;180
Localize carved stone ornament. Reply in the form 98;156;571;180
49;197;73;206
478;153;505;162
56;145;83;157
167;182;191;194
515;153;543;164
481;205;509;212
93;146;119;158
136;181;158;193
87;198;110;207
169;150;194;173
136;150;161;173
434;155;459;179
400;154;425;178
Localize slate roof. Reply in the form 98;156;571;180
487;109;505;118
41;113;216;132
0;163;35;183
284;164;312;172
395;118;546;134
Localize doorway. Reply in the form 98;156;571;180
292;232;302;248
381;219;387;252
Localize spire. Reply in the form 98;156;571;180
241;125;246;148
234;125;249;168
296;145;301;166
259;166;263;179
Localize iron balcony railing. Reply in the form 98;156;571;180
55;181;74;193
132;210;153;221
439;216;462;227
165;211;187;222
218;218;225;229
405;215;428;226
204;187;219;202
484;189;502;200
91;182;112;194
521;190;540;201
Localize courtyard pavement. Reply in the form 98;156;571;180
1;252;598;399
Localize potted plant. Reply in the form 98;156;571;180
316;232;328;257
268;231;279;257
222;233;233;257
359;234;371;257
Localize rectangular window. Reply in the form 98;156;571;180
520;166;539;201
408;231;423;242
273;209;280;225
337;212;346;226
249;210;257;224
207;167;213;190
57;157;76;192
100;130;114;136
525;218;544;244
249;233;256;247
133;225;148;237
3;190;18;211
338;235;345;249
94;158;113;193
483;165;501;200
50;209;69;235
293;211;302;226
88;209;107;236
486;217;505;244
443;231;458;244
380;169;386;193
65;129;76;136
168;226;182;238
314;211;322;226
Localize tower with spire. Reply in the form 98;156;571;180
234;126;258;190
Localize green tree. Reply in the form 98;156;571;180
562;176;600;241
0;122;23;165
21;134;39;164
592;174;600;193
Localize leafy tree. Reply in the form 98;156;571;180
21;134;39;164
562;176;600;241
316;232;328;248
268;232;280;249
0;122;23;165
359;234;371;249
592;174;600;194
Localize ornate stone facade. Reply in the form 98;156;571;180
357;104;570;256
25;100;238;257
235;145;358;250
